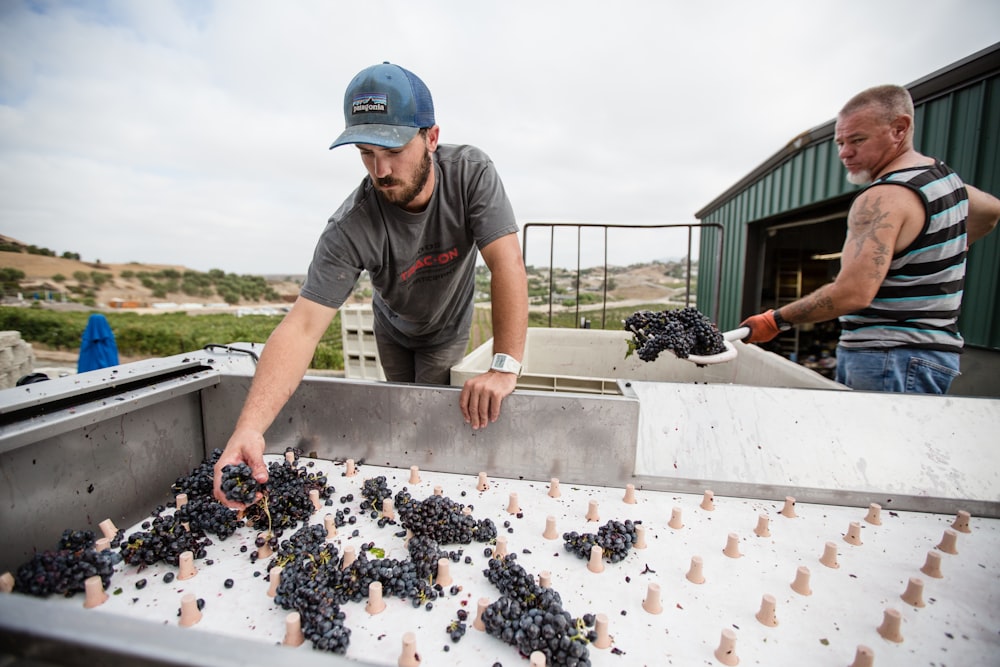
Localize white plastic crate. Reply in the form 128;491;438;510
343;353;384;381
451;327;844;394
340;304;384;381
340;303;375;331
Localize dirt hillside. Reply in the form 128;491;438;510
0;236;301;311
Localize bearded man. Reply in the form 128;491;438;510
214;63;528;506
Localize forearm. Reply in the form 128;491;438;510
489;264;528;360
778;280;872;326
234;319;323;435
966;185;1000;246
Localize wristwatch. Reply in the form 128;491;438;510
773;308;793;332
490;353;522;376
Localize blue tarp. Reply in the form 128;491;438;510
77;313;119;373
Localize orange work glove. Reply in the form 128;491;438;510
739;309;782;344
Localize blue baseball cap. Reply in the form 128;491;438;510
329;62;435;149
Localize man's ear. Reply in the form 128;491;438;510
891;114;912;141
424;125;440;152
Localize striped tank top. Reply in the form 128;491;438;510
838;161;968;351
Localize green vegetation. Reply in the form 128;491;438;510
0;307;344;371
0;242;56;257
474;264;491;302
467;306;493;353
1;268;25;293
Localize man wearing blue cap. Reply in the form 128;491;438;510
214;63;528;504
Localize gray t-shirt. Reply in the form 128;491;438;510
301;144;518;349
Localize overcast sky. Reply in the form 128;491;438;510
1;1;998;275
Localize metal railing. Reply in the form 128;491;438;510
521;222;724;328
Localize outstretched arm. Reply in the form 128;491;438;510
213;296;337;506
743;187;916;342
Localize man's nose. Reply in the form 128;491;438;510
372;155;392;178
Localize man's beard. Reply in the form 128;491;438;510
376;149;432;208
846;169;872;186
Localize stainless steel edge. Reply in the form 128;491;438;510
628;475;1000;518
201;376;642;489
0;593;371;667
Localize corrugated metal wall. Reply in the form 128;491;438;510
933;75;1000;346
697;46;1000;348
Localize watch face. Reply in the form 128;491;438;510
492;354;518;373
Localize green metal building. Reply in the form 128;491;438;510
695;42;1000;394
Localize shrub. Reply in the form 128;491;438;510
0;307;344;370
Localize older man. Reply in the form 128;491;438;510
741;84;1000;393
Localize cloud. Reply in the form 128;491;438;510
1;0;998;273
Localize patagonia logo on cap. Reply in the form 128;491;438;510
352;93;388;115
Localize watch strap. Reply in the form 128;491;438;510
773;308;792;332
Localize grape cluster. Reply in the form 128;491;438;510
120;513;212;567
242;457;335;536
270;523;444;654
13;529;118;598
271;533;352;654
405;534;449;581
483;554;593;667
219;463;261;505
624;307;726;361
174;496;243;540
171;448;222;498
394;489;497;545
447;618;468;643
169;447;243;539
265;523;330;570
360;476;394;515
563;520;638;564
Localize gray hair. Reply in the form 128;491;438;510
839;84;914;124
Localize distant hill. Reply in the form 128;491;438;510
0;234;302;311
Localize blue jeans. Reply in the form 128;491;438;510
835;346;960;394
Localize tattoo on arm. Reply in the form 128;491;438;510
780;194;898;326
847;195;893;280
801;293;835;317
785;289;835;322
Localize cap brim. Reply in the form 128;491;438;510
329;124;419;150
